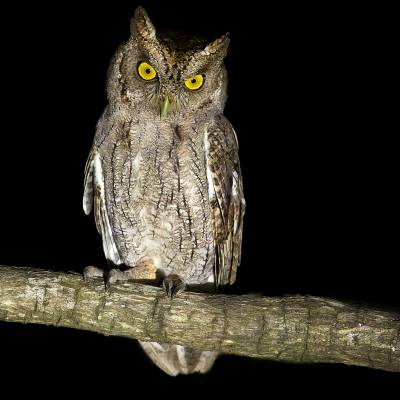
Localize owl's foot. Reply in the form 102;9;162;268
83;266;104;281
105;264;158;288
106;268;129;287
163;274;186;299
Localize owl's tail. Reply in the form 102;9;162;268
139;341;218;376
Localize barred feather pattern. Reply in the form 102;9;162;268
205;115;245;285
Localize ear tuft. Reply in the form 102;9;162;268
130;6;156;39
203;33;230;58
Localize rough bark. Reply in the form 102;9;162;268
0;265;398;372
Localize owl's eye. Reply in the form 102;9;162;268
184;74;204;91
137;62;157;81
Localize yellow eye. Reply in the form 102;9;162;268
185;74;204;90
137;62;157;80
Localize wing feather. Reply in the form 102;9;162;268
205;116;245;285
83;149;95;215
83;148;122;265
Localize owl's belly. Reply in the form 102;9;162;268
103;134;215;284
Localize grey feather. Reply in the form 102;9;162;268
83;7;244;375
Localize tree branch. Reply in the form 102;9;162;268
0;265;399;372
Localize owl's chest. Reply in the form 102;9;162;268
101;122;214;269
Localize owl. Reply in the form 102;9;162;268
83;7;245;376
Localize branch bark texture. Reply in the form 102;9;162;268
0;265;398;372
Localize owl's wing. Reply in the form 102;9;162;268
83;147;122;265
205;116;246;286
83;148;95;215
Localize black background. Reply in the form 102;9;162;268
0;0;398;394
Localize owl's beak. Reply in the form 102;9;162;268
160;96;171;119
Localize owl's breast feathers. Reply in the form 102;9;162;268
83;112;245;286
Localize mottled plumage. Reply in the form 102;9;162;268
83;7;245;375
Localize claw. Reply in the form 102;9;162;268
104;270;111;290
163;275;186;299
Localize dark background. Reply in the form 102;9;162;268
0;0;397;394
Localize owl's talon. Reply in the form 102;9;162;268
163;275;186;298
104;270;112;290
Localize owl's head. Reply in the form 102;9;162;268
107;7;229;119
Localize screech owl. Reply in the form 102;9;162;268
83;7;245;376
